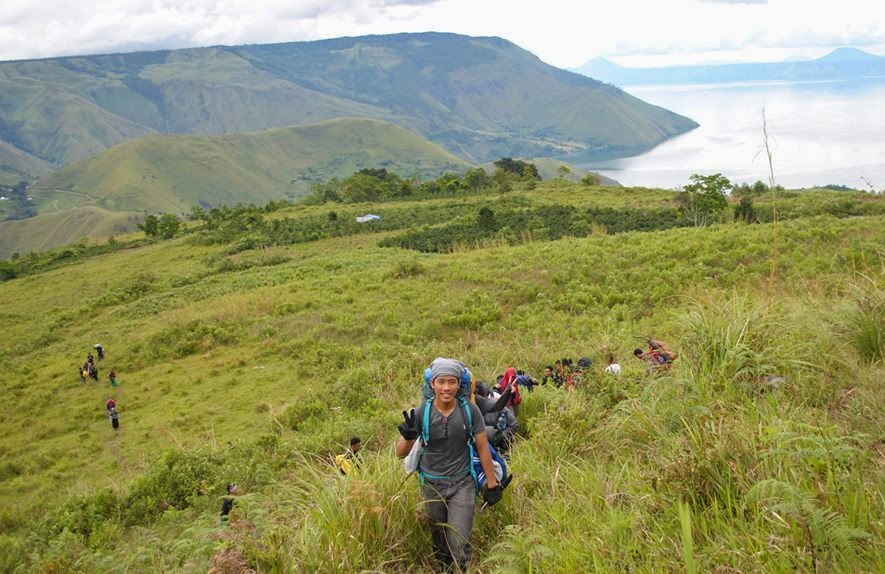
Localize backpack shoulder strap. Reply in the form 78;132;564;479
458;397;475;444
421;399;432;446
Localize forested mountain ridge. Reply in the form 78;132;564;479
0;32;697;178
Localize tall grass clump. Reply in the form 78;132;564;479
679;296;817;397
746;478;871;572
842;280;884;364
240;453;433;572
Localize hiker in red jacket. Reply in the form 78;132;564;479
496;367;522;418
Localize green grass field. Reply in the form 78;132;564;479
0;181;882;573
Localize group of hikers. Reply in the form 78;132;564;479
75;344;123;431
389;342;676;570
223;340;677;571
78;344;118;387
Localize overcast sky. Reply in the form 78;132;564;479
1;0;883;68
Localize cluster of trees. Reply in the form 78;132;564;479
137;213;183;239
307;159;541;204
732;180;783;196
678;173;761;225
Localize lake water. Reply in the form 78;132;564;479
578;78;885;190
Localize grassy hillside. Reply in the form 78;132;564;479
0;182;882;572
0;141;52;186
0;33;696;170
0;206;142;259
32;118;468;214
0;118;469;257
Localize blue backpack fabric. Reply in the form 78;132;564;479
417;367;509;491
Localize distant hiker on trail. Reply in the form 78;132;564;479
604;353;622;376
497;367;522;417
79;366;87;383
634;338;677;373
221;483;237;524
541;365;556;386
108;368;118;387
108;407;120;431
94;344;104;361
395;358;509;571
106;398;116;412
336;436;363;476
88;363;99;382
87;353;95;367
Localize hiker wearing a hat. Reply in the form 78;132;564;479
395;358;505;571
570;357;592;390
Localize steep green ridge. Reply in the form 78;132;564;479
0;183;882;572
0;118;470;257
0;141;52;185
0;206;141;259
0;33;697;169
32;118;467;214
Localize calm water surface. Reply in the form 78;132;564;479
580;78;885;190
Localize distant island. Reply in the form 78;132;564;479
573;47;885;85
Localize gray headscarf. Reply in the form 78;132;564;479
429;357;467;382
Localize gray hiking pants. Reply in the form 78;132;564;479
421;475;477;571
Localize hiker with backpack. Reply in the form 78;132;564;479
88;363;99;382
220;483;237;524
477;385;518;453
395;358;510;571
570;357;592;390
515;370;538;393
94;344;105;361
555;358;574;389
541;365;556;386
108;406;120;431
604;352;622;376
336;436;362;476
108;368;118;387
634;338;677;372
497;367;522;417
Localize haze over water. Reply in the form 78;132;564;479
583;78;885;190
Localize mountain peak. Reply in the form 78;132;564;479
817;47;880;62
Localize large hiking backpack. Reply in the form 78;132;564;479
648;339;676;363
413;366;509;491
335;453;355;476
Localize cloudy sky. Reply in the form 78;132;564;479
1;0;883;68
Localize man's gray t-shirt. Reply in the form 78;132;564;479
415;400;484;479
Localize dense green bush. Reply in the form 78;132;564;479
381;205;688;252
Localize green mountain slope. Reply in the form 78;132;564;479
0;206;141;258
0;183;882;572
0;140;53;185
31;118;467;217
0;33;696;169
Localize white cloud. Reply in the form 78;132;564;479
0;0;882;66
